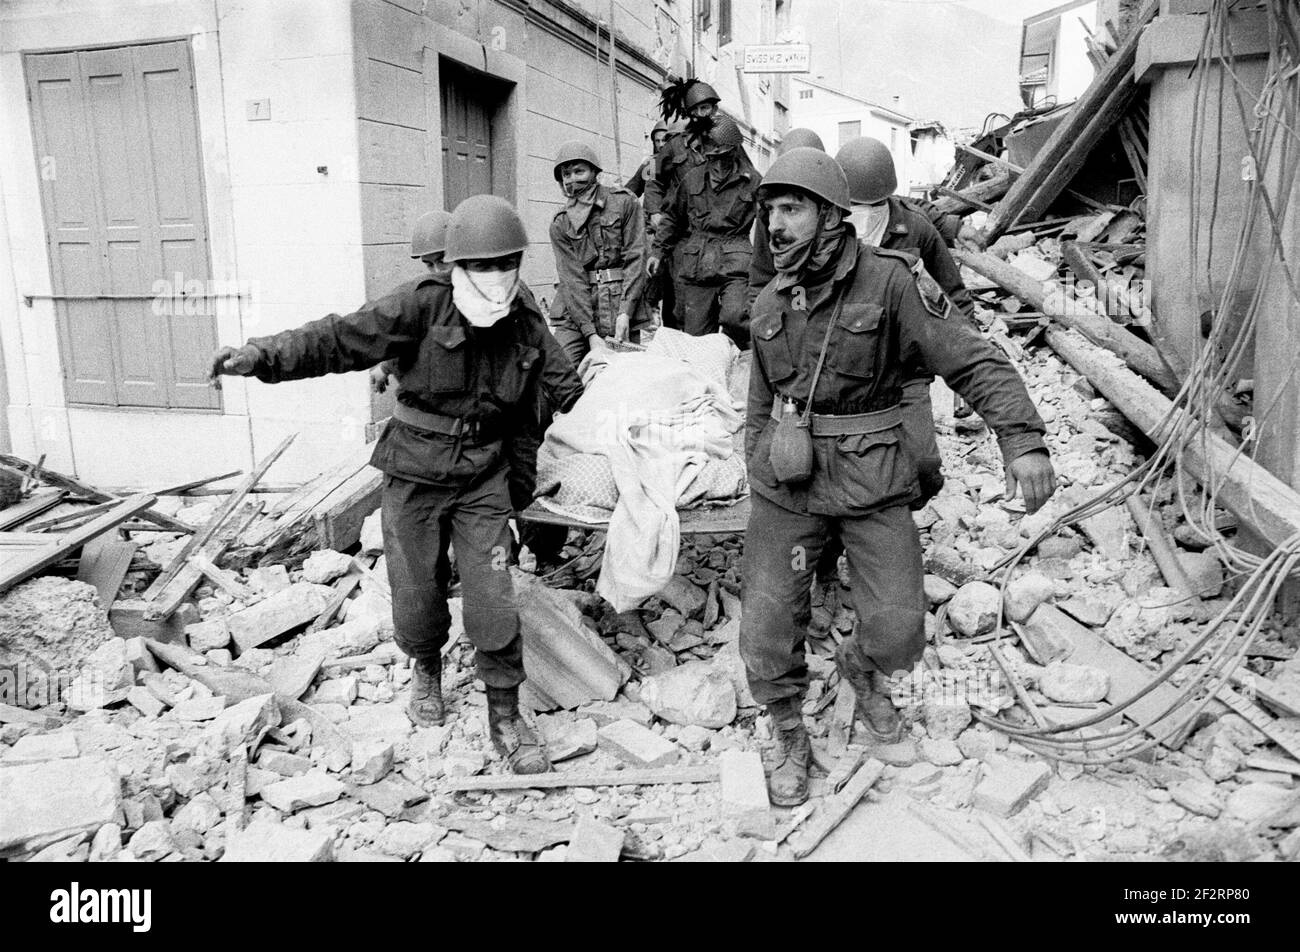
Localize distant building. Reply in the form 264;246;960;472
788;78;915;191
1019;0;1103;108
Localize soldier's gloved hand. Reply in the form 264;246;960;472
208;344;260;390
1006;450;1056;515
369;365;391;394
958;223;988;253
646;256;661;278
650;213;664;232
614;313;631;342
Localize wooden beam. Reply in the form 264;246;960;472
789;759;886;859
956;249;1176;391
1045;326;1300;552
438;765;719;792
0;454;190;535
985;0;1159;239
1124;494;1195;599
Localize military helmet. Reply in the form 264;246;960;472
757;147;851;212
684;79;721;108
444;194;528;263
835;136;898;204
705;115;743;153
777;127;825;156
552;140;602;181
651;119;668;136
409;210;452;259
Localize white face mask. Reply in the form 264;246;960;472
849;202;890;247
451;265;520;328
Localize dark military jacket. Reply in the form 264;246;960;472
654;152;760;281
904;196;964;246
246;277;583;488
549;184;648;336
746;238;1046;517
643;130;704;224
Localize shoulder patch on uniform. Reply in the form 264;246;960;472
911;260;953;320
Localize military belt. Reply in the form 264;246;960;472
770;399;902;437
587;267;624;284
393;402;478;439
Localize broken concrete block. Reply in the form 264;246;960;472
1040;661;1109;703
208;693;280;750
260;771;345;813
1225;783;1297;824
924;574;958;606
2;731;79;765
711;637;758;708
375;821;443;859
258;749;312;777
351;740;394;785
1080;507;1130;560
899;763;943;786
1004;572;1055;623
920;738;964;766
123;636;159;674
301;550;354;585
222;817;334;862
127;686;166;718
577;699;653;727
565;816;624;862
659;575;707;618
537;715;598;763
245;565;291;596
345;703;412;748
185;619;231;652
1015;604;1081;665
947;582;1002;637
923;700;972;741
268;651;325;701
128;819;178;861
597;719;680;768
88;823;122;862
639;661;737;729
719;749;775;839
171;792;224;834
973;759;1051;817
1057;594;1116;627
226;582;333;651
313;676;358;706
1177;551;1225;598
359;508;384;555
171;696;228;722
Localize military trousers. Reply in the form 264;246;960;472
740;491;927;705
381;468;524;688
675;276;750;349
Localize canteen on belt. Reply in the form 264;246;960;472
769;399;814;485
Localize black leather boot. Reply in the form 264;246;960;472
835;644;902;744
407;657;444;727
766;695;811;807
486;686;551;775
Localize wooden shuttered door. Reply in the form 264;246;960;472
25;40;218;410
439;60;494;208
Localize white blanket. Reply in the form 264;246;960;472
536;330;744;610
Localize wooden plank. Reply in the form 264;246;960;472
984;0;1159;239
0;454;189;534
76;536;138;608
149;470;242;495
143;435;294;601
1214;686;1300;763
956;144;1117;212
1044;326;1300;552
438;765;720;792
0;489;66;530
958;249;1176;391
522;496;751;535
23;500;119;533
189;552;254;601
1230;671;1300;719
1244;753;1300;777
790;758;885;859
1124;494;1195;598
0;494;155;596
976;814;1033;862
142;502;262;622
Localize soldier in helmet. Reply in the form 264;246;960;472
748;127;826;305
627;120;677;329
742;148;1056;806
644;78;722;239
548;140;648;368
650;114;759;346
370;210;452;395
209;194;584;775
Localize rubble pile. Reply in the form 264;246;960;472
3;318;1298;862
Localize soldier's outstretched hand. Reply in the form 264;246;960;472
208;345;260;390
1006;450;1056;514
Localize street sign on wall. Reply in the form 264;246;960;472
742;44;811;74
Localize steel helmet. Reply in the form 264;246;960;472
777;127;825;155
757;146;851;212
409;210;452;259
705;115;743;153
651;119;668;136
835;137;898;204
444;194;528;263
552;140;602;181
684;80;721;108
